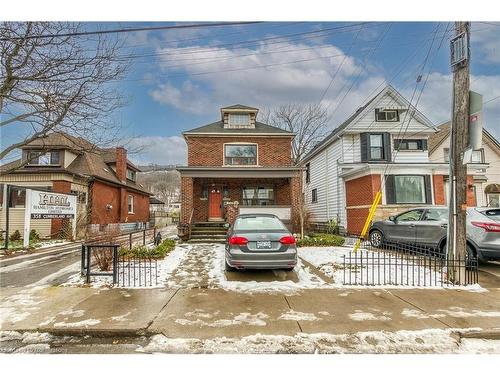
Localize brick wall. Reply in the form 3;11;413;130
51;180;72;238
433;175;446;205
90;180;149;225
467;175;476;207
186;136;293;167
345;174;381;235
180;177;194;225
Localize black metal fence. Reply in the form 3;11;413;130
342;240;478;287
117;256;158;287
81;244;158;287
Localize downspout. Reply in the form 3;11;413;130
325;148;330;221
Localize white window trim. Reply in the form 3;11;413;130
376;109;399;122
223;142;259;166
128;194;134;214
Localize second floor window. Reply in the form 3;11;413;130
224;144;257;165
369;134;384;160
128;195;134;214
126;169;136;181
394;139;427;151
375;109;399;122
27;151;60;166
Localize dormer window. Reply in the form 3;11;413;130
229;113;250;127
26;150;60;166
375;108;399;122
126;169;136;181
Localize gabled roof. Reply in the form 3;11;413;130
300;85;437;164
183;120;294;136
429;121;500;156
21;132;96;151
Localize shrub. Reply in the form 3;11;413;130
93;247;114;271
29;229;41;242
0;231;4;241
9;230;21;242
297;233;345;247
120;239;176;259
326;219;340;235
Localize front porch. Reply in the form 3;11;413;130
178;167;302;239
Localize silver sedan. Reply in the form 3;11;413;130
225;214;297;271
369;207;500;261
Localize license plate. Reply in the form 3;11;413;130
256;241;272;249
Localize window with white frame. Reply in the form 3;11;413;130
128;195;134;213
27;150;60;166
369;134;384;160
470;150;484;163
394;175;426;204
242;186;274;206
488;193;500;208
229;113;250;127
375;109;399;122
224;144;257;165
126;169;136;181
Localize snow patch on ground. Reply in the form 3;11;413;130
279;310;321;321
137;328;497;354
175;312;268;327
53;319;100;328
349;309;392;321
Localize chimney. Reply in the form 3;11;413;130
115;146;127;182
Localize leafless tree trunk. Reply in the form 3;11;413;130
260;103;329;164
1;22;129;169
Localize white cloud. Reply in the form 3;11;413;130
127;136;187;165
148;40;363;117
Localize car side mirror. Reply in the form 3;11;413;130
389;215;396;222
224;223;230;229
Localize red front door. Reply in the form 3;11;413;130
208;189;222;219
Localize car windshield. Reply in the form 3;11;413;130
234;216;286;231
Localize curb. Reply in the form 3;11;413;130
5;327;153;338
458;330;500;340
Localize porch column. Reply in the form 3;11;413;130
180;176;194;225
290;173;302;233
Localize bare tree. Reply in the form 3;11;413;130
138;170;180;208
0;22;128;167
261;103;329;164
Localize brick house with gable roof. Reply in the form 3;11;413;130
177;104;303;240
0;132;151;239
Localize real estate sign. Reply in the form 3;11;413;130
23;189;77;247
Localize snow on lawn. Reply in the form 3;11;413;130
137;328;500;354
298;246;485;290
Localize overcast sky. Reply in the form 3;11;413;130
3;21;499;165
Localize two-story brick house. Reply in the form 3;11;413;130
0;132;151;239
178;105;302;239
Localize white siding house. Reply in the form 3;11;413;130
301;85;449;235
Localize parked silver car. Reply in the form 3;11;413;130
225;214;297;271
369;207;500;261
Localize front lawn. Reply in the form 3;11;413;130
297;233;345;247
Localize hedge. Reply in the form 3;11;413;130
119;239;176;259
296;233;345;247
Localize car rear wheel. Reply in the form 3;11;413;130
369;230;384;248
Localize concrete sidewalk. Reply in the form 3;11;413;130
2;286;500;339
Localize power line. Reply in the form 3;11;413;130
0;21;263;41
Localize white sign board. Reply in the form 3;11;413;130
23;189;77;247
29;190;77;219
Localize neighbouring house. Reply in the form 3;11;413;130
0;132;151;239
429;122;500;208
149;197;166;212
167;201;181;213
177;104;302;239
299;85;480;235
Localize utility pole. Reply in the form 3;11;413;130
447;21;470;282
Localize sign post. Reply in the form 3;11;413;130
24;189;77;247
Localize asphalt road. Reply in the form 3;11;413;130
0;228;172;289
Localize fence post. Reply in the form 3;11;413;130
81;244;86;275
143;229;146;245
112;245;118;284
86;245;91;284
129;232;132;250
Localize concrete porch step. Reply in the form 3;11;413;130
193;222;227;227
190;234;227;240
191;228;228;233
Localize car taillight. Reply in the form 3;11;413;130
279;235;296;245
471;221;500;232
229;236;249;245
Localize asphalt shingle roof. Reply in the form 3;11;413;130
183;120;294;135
